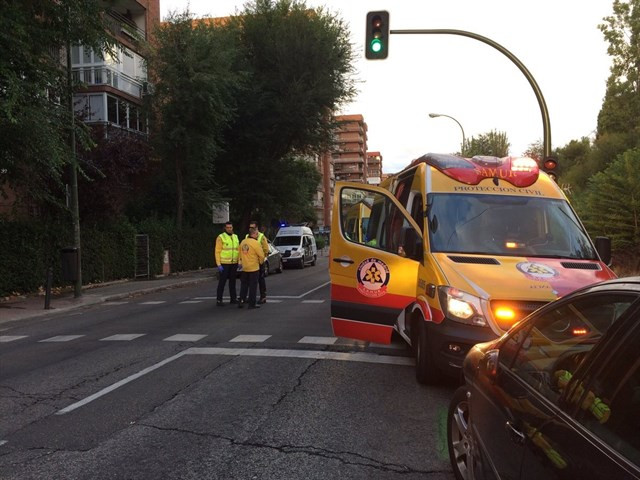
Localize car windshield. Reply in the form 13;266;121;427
274;236;301;247
428;193;597;259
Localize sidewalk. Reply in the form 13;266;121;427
0;269;215;327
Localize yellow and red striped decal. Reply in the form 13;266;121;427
331;284;415;310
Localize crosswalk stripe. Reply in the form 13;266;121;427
179;300;202;304
301;300;325;304
230;335;271;343
100;334;146;341
193;296;216;300
163;334;207;342
105;301;129;305
140;301;166;305
298;336;337;345
39;335;85;343
0;335;28;343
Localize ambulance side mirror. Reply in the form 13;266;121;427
402;228;423;261
594;236;611;266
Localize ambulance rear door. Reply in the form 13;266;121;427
330;183;423;344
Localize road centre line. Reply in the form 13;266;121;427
56;350;189;415
268;281;330;299
56;345;413;414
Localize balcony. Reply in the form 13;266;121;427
73;66;144;99
106;7;146;42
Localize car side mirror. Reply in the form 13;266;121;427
479;349;499;383
594;236;612;266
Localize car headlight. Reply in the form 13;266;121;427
290;251;301;257
438;286;487;327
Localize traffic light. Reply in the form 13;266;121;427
365;11;389;60
542;156;558;181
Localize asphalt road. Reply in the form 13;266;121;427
0;256;456;479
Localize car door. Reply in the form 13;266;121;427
519;295;640;480
471;292;640;480
330;183;422;344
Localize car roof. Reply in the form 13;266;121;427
581;276;640;294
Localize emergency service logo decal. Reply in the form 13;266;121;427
516;262;558;280
356;258;390;298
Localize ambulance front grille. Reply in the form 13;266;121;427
448;255;500;265
561;262;601;270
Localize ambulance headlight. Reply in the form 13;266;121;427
290;250;302;257
438;287;487;327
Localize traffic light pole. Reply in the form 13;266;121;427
390;29;552;159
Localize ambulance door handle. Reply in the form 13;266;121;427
333;257;354;264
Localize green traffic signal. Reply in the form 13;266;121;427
365;11;389;60
370;38;382;53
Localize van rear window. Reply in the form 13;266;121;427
274;236;301;247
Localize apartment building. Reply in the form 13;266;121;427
72;1;160;135
366;151;383;185
332;114;368;183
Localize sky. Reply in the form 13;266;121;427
160;0;614;173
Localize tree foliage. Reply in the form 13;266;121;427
0;0;116;210
217;0;357;226
147;11;243;228
580;149;640;249
462;130;510;157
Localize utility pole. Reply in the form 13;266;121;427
66;9;82;298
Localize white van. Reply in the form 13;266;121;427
274;226;317;268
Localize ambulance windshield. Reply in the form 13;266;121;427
274;236;301;247
427;193;598;259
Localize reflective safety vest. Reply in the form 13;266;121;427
246;232;265;243
219;233;239;263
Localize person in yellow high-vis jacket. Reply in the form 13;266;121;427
247;220;269;304
238;227;265;309
215;221;239;306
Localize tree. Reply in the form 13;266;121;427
0;0;117;212
462;130;510;157
146;12;242;228
217;0;357;226
580;149;640;253
597;0;640;151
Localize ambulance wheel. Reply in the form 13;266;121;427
415;322;440;384
299;256;305;269
311;255;316;266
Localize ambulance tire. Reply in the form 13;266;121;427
311;255;316;266
415;322;440;384
299;256;305;269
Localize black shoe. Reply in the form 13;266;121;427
258;297;267;304
216;301;224;307
229;299;238;304
237;301;244;309
248;305;260;309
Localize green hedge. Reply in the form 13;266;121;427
0;217;215;297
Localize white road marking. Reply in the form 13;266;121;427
105;301;129;305
163;334;206;342
264;299;283;303
179;300;202;304
0;335;28;343
100;334;146;341
140;301;166;305
39;335;85;343
56;350;189;415
230;335;271;343
189;347;415;366
269;281;330;299
56;346;413;414
193;296;216;300
0;440;7;447
301;300;324;304
298;336;337;345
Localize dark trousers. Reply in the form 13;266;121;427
217;263;238;302
239;270;259;306
258;265;266;298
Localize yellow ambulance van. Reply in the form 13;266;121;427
329;153;616;384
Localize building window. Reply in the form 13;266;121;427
107;95;118;124
71;45;80;64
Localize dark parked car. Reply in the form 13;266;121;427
263;241;283;277
448;277;640;480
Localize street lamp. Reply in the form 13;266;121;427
429;113;466;153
